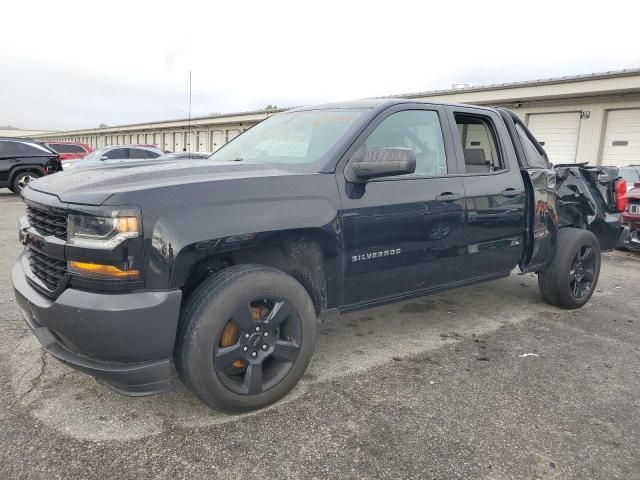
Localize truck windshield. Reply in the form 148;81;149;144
209;110;364;165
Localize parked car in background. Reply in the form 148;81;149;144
0;137;62;193
621;181;640;251
155;152;212;161
63;145;164;169
619;165;640;192
46;141;92;162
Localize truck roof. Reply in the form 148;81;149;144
290;98;497;113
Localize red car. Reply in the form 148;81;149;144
46;141;93;161
622;181;640;251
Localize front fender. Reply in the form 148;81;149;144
136;174;341;290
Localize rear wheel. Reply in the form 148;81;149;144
12;171;41;194
175;264;317;412
538;228;601;309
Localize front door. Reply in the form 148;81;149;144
338;106;466;307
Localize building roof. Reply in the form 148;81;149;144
386;68;640;99
30;68;640;138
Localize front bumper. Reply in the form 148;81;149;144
12;257;182;396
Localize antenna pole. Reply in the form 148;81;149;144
187;71;192;154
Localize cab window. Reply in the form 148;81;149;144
363;110;447;177
455;114;504;173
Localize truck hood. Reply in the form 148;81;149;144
26;159;296;205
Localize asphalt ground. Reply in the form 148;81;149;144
1;190;638;479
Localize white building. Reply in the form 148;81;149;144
31;69;640;167
1;127;58;138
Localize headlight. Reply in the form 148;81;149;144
68;212;140;249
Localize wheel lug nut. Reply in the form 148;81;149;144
244;333;250;339
255;326;261;332
262;344;268;350
243;346;248;352
263;332;269;337
251;351;257;358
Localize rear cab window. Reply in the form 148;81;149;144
454;114;505;174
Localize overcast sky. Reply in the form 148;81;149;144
1;0;639;131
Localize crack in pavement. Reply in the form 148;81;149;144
5;349;47;412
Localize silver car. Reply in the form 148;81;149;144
62;145;164;169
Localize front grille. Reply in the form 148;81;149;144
27;249;67;291
629;202;640;215
26;206;67;240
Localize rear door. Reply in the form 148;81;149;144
446;106;527;279
337;104;466;307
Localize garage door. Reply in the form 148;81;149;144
226;129;240;142
196;131;207;152
173;132;184;152
210;130;225;151
527;112;581;164
601;109;640;167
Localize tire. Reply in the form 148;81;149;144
538;228;601;309
12;171;41;194
175;264;317;412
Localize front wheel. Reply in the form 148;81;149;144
175;264;317;412
538;228;601;309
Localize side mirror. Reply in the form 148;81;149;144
348;147;416;181
100;155;109;161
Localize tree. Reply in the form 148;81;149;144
264;105;278;111
98;123;108;128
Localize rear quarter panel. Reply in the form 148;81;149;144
555;166;621;251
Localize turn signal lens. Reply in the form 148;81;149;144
68;261;140;279
116;216;138;233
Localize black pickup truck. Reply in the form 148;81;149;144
12;100;627;412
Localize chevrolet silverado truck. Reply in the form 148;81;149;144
12;100;628;412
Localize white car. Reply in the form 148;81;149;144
62;145;164;169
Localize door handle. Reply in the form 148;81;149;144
501;188;523;198
435;192;462;202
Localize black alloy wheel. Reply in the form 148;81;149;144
538;227;601;309
175;264;317;412
214;298;302;396
568;245;597;299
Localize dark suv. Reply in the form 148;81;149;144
0;137;62;193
